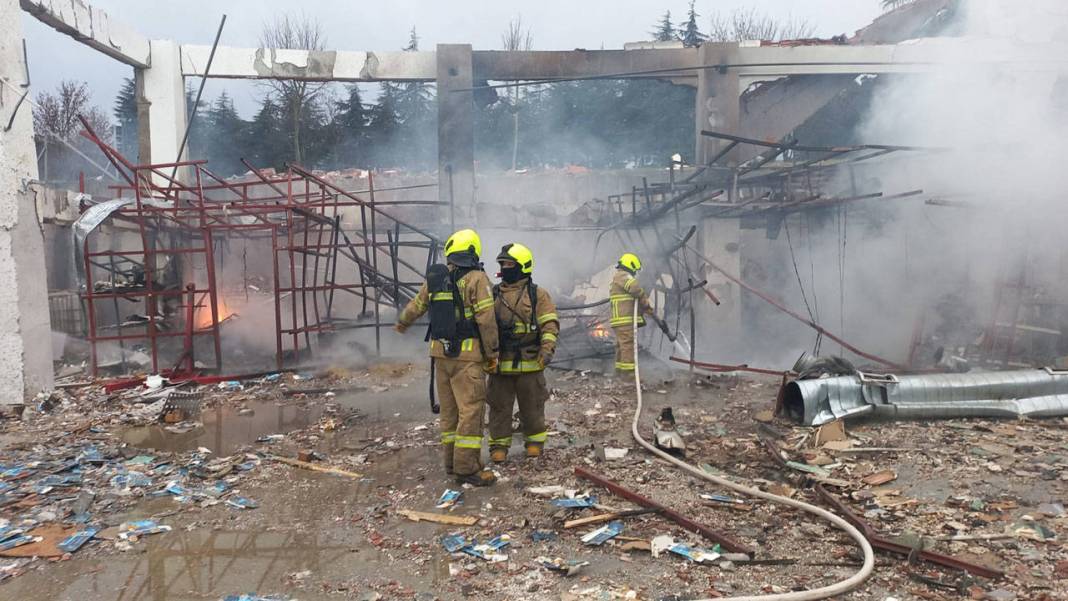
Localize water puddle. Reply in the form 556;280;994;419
121;402;329;454
0;528;439;601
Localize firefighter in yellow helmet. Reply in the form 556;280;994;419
486;243;560;462
395;229;500;486
609;253;653;373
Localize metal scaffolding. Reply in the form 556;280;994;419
75;118;442;377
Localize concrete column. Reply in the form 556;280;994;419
436;44;476;228
137;40;187;181
0;0;55;404
695;43;740;167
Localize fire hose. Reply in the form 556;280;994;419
627;305;875;600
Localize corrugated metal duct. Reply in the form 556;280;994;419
784;368;1068;426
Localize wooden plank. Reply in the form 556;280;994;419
397;510;479;526
269;455;362;479
563;508;660;529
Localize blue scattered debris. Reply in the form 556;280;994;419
551;495;597;509
57;527;99;553
580;521;623;546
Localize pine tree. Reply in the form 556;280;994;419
651;10;677;42
184;83;209;160
367;83;401;167
394;27;436;170
204;91;246;176
679;1;707;47
331;84;370;167
245;97;287;171
113;78;138;159
402;25;419;52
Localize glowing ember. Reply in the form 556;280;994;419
589;323;612;338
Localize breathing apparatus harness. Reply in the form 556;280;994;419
425;262;482;358
493;278;540;371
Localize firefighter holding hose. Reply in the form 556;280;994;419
609;253;653;374
395;229;500;486
485;243;559;462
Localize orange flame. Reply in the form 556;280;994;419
195;296;236;330
590;322;612;339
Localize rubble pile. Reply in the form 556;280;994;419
1;365;1066;600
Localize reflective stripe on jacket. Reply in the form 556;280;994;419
397;268;500;362
609;269;651;327
494;279;559;374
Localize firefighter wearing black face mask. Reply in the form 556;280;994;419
486;243;559;462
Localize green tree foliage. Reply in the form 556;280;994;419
184;83;209;161
203;91;245;176
259;14;327;165
651;10;677;42
367;83;402;167
679;1;706;47
476;79;694;169
131;20;695;175
113;77;138;159
329;84;370;168
244;97;287;171
393;27;437;170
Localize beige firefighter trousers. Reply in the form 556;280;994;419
435;358;486;476
486;372;549;452
613;325;635;372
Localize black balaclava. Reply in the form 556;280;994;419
499;264;524;284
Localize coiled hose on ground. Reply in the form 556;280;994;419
628;306;875;600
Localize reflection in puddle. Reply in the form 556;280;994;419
121;403;328;454
0;529;425;601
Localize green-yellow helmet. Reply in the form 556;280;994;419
618;252;642;273
444;229;482;259
497;243;534;274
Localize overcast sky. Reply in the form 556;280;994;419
22;0;885;118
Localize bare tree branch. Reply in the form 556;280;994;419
259;13;327;164
708;8;815;42
502;16;534;171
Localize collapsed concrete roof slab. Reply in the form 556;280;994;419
20;0;150;68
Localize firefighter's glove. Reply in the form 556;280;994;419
394;322;409;334
483;357;499;374
537;353;552;370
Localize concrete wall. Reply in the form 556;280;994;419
0;0;55;402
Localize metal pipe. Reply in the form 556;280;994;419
170;15;226;183
813;486;1003;579
574;467;752;554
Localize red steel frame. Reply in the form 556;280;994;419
76;118;442;377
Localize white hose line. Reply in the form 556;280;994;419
628;307;874;601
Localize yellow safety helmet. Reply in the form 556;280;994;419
497;243;534;274
444;229;482;259
618;252;642;273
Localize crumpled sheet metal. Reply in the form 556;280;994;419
72;196;173;287
785;368;1068;426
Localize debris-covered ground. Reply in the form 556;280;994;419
1;361;1066;600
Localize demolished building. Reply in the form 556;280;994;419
2;0;1068;599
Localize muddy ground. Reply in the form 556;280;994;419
1;360;1066;601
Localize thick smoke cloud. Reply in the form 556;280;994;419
739;0;1068;369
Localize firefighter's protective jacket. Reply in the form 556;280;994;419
609;268;652;327
494;279;559;374
398;268;500;362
